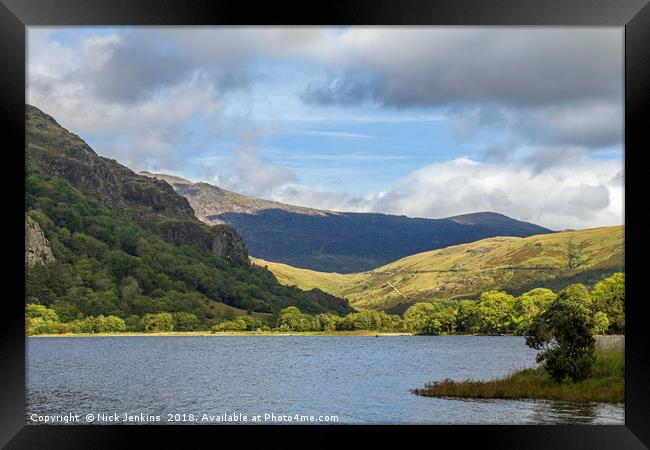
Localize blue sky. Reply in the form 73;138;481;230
27;27;624;229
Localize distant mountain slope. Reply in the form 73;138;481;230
25;105;353;317
142;172;553;273
139;171;326;219
253;226;624;313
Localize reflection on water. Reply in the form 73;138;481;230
532;400;624;425
26;336;624;425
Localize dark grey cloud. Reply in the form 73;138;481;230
86;43;190;102
82;33;251;103
299;28;623;149
520;146;590;173
516;102;623;148
301;28;622;109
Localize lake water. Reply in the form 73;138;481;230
26;335;624;425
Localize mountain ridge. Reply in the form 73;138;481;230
141;171;553;273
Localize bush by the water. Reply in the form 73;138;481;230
526;284;596;383
413;340;624;403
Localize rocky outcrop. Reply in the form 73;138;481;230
211;225;248;264
26;106;195;219
26;104;249;264
25;215;55;269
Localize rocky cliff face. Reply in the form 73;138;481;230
26;105;248;264
25;215;55;269
211;225;248;263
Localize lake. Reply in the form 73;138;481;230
26;335;623;425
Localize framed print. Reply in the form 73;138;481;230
1;0;649;448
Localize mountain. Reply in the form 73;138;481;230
252;226;624;313
25;105;353;320
141;172;553;273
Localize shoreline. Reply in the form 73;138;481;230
28;331;415;338
28;332;625;338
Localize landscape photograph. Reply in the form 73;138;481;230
25;26;624;425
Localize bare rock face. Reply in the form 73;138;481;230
211;225;248;264
25;215;55;269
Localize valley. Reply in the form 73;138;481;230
142;172;552;273
252;226;624;312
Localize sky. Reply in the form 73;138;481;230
27;27;624;230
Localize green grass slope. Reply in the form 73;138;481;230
253;226;624;312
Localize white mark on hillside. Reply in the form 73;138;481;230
387;281;407;298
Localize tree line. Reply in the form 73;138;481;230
211;272;624;335
26;304;204;334
26;264;623;336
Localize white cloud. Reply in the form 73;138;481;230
217;154;623;231
371;157;623;230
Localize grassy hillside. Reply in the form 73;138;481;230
250;257;360;293
253;226;624;312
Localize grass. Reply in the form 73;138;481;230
249;257;359;294
252;226;624;311
413;339;624;403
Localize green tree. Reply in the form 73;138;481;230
590;272;624;333
403;302;438;333
212;319;247;332
457;300;480;333
514;288;556;334
211;316;265;332
314;313;342;331
592;311;610;335
338;311;373;331
25;302;85;334
70;316;95;333
142;312;174;332
238;315;264;331
474;291;517;335
53;302;82;322
566;240;584;269
277;307;312;331
125;315;143;332
173;312;199;331
526;284;596;383
379;313;404;332
25;304;59;322
404;302;458;335
103;315;127;332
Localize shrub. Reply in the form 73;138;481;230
526;284;596;383
142;312;174;332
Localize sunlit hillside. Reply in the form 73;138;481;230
253;226;624;312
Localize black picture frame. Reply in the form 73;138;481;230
1;0;648;447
